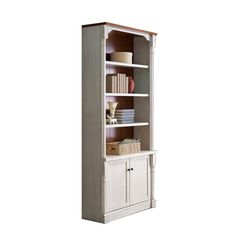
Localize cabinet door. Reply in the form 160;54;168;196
130;155;151;205
105;159;130;212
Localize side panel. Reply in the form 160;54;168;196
82;25;104;222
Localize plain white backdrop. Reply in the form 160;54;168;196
1;0;236;235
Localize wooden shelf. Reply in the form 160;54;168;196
106;122;149;128
105;93;149;97
105;150;157;161
106;61;148;69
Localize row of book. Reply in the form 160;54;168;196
106;73;129;93
115;109;135;124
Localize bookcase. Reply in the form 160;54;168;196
82;22;157;223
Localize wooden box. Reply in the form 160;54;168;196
106;141;140;155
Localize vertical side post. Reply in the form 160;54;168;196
150;153;156;207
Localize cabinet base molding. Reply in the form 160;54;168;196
104;200;153;223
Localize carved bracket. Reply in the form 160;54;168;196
105;25;150;41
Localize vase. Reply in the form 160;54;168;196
128;77;135;93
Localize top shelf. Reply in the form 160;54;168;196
106;61;149;69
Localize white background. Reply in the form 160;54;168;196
1;0;236;235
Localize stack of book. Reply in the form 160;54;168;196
106;73;129;93
115;109;135;124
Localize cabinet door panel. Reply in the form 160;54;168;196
106;159;130;212
130;155;150;205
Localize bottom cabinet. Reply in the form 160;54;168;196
130;155;151;205
105;155;151;213
105;159;130;212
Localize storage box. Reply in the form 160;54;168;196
106;140;140;155
110;52;133;64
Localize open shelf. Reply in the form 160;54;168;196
105;150;157;161
106;122;149;128
105;93;149;97
106;61;148;69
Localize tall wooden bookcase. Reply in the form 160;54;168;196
82;22;157;223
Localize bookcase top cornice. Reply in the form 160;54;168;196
82;22;157;36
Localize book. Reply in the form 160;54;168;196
122;74;125;93
106;75;112;93
119;74;123;93
121;74;123;93
116;120;134;124
106;73;128;93
115;75;117;93
111;76;116;93
116;109;135;113
126;76;128;93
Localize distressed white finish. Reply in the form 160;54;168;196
106;25;150;41
105;150;156;161
149;34;156;149
106;60;148;68
130;155;151;205
106;122;149;128
105;155;151;214
105;159;130;212
150;153;157;207
82;23;157;223
104;200;152;223
105;93;149;97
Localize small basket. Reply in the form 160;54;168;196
106;140;140;155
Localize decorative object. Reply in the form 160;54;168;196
106;115;117;124
106;101;118;124
110;52;133;64
128;77;135;93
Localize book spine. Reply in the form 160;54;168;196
111;76;114;93
115;75;118;93
121;74;125;93
106;75;111;93
123;74;126;93
120;74;123;93
118;74;120;93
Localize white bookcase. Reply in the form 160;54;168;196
82;22;157;223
